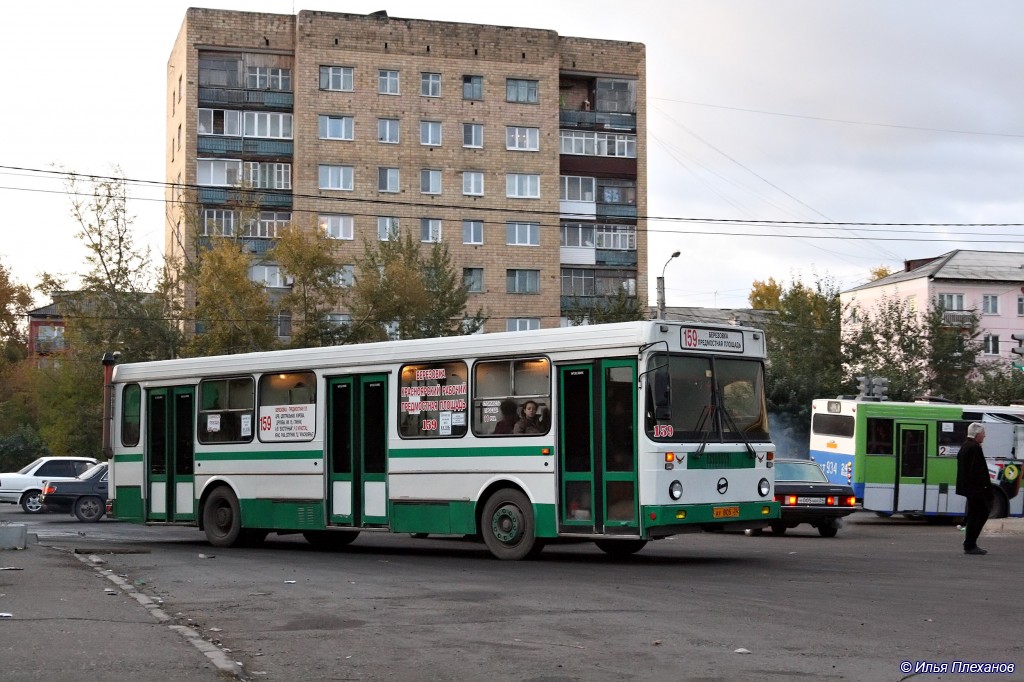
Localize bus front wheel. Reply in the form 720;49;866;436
481;489;537;561
203;487;242;547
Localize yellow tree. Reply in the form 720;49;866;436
748;277;783;310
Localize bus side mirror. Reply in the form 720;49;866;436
653;368;671;421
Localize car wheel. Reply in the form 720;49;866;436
769;523;787;535
744;528;763;537
818;521;840;538
20;490;43;514
73;496;105;522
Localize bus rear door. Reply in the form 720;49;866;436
557;360;640;536
894;422;927;512
326;375;389;528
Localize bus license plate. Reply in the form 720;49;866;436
797;497;826;505
713;506;740;519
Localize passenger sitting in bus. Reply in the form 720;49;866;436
514;400;542;434
492;400;519;435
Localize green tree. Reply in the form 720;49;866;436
184;235;278;356
923;302;981;401
270;222;347;348
343;230;484;342
0;424;50;471
563;288;646;325
758;274;843;445
0;259;31;364
971;364;1024;405
842;295;926;401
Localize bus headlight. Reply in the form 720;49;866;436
758;478;771;497
669;480;683;500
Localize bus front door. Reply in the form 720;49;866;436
557;360;640;536
326;375;389;528
895;423;927;512
145;386;196;522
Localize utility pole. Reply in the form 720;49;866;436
657;250;680;320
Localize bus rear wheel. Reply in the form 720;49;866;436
481;489;537;561
595;539;647;557
203;487;242;547
989;491;1009;519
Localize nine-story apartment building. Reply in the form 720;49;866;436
166;8;646;336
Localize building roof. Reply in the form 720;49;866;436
653;307;775;328
843;249;1024;294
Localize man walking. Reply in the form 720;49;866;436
956;423;992;555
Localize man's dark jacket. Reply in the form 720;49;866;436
956;437;991;497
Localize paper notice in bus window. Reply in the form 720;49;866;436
207;414;221;433
941;422;954;432
240;414;252;438
451;412;466;427
440;411;452;435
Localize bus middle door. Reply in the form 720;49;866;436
895;422;927;512
326;375;389;528
145;386;196;522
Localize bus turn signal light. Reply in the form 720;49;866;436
665;452;675;463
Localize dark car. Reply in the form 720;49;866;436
39;463;108;522
746;459;857;537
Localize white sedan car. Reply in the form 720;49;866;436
0;456;98;513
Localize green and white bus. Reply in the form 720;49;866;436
810;398;1024;519
104;321;779;560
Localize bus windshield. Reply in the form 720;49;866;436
645;354;769;442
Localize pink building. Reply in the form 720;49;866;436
841;250;1024;361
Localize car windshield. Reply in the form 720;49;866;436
775;461;828;482
79;463;107;479
16;458;46;475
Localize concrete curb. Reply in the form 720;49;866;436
983;518;1024;535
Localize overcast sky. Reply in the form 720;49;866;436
3;0;1022;309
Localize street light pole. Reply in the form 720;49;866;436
657;250;681;320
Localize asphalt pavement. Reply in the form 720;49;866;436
0;531;240;681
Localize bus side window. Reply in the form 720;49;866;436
866;418;894;455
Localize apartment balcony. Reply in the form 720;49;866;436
559;110;636;132
596;249;637;266
942;310;976;327
560;295;638;311
198;187;292;208
596;203;637;219
198;87;293;109
196;236;275;255
197;136;293;157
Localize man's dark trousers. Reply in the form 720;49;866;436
963;492;991;551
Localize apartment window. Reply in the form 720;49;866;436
328;313;352;327
178;75;182;102
198;109;241;136
421;72;441;97
420;169;442;194
378;118;400;143
938;293;964;311
243;112;293;139
560;176;596;202
506;78;538;103
250;264;285;288
595;224;636;250
247;67;291;91
378;167;400;193
507;318;540;332
463;220;483;245
463;123;483;148
421;120;442;146
984;334;1000;355
464;268;484;293
462;75;483;100
244;162;291;190
320;66;354;91
506;174;540;198
245;211;291;239
507;221;539;245
199;56;241;88
420;218;442;243
333;264;356;288
1018;295;1024;315
506;126;539;151
560;224;595;248
318;115;354;140
320;214;354;240
197;159;241;186
319;165;354;190
507;269;539;294
378;69;400;94
462;171;484;196
982;295;1000;315
597;271;637;296
202;209;237;237
378;216;399;241
599;179;636;205
559;130;636;158
561;268;595;296
595;78;636;113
